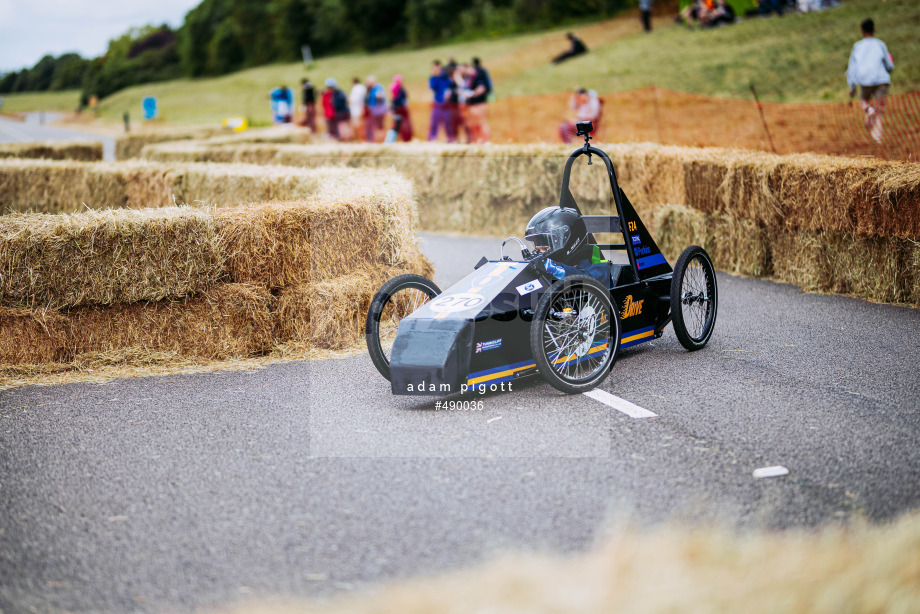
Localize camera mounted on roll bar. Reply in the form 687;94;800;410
576;120;594;164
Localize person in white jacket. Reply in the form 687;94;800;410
847;18;894;144
349;77;367;138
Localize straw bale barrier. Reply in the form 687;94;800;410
0;158;415;216
1;177;417;309
0;167;431;370
141;142;920;305
0;141;103;162
115;126;226;160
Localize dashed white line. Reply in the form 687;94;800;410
583;389;657;419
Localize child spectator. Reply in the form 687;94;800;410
705;0;736;27
428;60;456;142
365;76;387;142
465;58;492;143
390;74;412;142
559;88;600;143
300;78;316;132
847;18;894;144
349;77;366;138
322;78;337;139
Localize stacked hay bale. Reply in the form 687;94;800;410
114;125;226;160
0;166;431;373
141;142;920;306
0;141;103;161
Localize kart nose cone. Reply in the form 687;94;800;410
389;318;474;396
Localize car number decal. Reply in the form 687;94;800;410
429;293;485;313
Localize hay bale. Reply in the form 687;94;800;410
0;307;69;363
0;207;224;309
277;253;433;350
0;141;103;162
67;283;275;360
771;230;916;304
142;142;920;241
115;126;225;160
653;204;770;277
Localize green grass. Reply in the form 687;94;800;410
93;32;553;125
2;0;916;125
0;90;81;114
501;0;919;102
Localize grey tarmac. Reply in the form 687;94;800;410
1;232;918;613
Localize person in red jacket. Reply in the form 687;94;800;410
322;78;338;140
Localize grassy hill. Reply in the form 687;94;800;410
1;0;915;125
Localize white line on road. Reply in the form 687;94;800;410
583;389;657;419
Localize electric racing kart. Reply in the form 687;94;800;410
365;121;718;396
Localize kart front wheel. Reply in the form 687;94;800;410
530;275;620;394
366;274;441;381
670;245;718;351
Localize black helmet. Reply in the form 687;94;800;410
525;206;588;261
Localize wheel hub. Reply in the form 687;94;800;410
573;305;596;357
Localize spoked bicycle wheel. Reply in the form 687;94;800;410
670;245;718;350
365;274;441;381
530;275;620;394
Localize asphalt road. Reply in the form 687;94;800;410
0;113;115;160
1;233;919;613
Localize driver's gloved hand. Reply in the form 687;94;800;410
542;258;567;280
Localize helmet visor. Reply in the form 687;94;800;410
526;226;570;254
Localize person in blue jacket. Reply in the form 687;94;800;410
525;207;611;287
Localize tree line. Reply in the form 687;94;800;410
0;0;632;103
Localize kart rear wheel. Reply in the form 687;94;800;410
366;273;441;381
670;245;718;351
530;275;620;394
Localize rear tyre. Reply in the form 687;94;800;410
366;274;441;381
530;275;620;394
670;246;718;351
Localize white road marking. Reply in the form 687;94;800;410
753;465;789;479
583;389;657;418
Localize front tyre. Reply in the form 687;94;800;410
530;275;620;394
366;274;441;381
670;246;718;350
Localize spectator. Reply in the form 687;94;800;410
745;0;785;17
300;78;316;132
390;74;412;142
349;77;366;138
269;84;293;124
847;18;894;144
332;80;352;141
465;57;492;143
640;0;654;32
365;76;387;142
678;0;713;27
705;0;736;27
559;88;600;143
453;63;473;143
428;60;456;142
322;78;338;140
552;32;588;64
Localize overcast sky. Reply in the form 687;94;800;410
0;0;202;73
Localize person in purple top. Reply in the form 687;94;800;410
428;60;456;142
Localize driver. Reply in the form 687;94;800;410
525;206;610;285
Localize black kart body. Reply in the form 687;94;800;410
387;143;683;396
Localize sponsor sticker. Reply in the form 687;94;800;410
631;234;641;245
515;279;544;296
475;338;502;353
